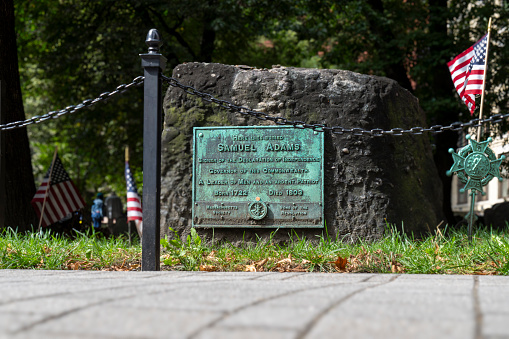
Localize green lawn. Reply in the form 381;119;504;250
0;228;141;271
1;225;509;275
160;225;509;275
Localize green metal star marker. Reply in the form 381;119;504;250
447;134;505;193
446;134;505;242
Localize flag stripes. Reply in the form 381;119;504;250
31;156;85;227
447;34;488;114
125;162;143;222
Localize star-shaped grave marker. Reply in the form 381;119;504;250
446;134;505;242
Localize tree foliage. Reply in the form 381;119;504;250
14;0;509;218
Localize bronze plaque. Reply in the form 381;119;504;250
192;126;324;228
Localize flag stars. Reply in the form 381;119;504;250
448;33;488;114
31;154;85;227
468;38;487;73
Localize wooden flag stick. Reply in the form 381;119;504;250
478;17;492;140
125;146;131;242
37;147;58;231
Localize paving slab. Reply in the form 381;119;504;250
0;270;508;339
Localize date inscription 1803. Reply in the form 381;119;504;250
192;126;324;228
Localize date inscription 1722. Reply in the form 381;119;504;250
192;126;324;228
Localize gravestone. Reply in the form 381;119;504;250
483;202;509;230
104;193;128;236
161;63;444;243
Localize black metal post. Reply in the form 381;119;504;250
0;81;5;228
140;29;166;271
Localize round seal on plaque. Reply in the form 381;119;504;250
248;201;268;220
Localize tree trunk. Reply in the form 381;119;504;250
0;0;37;230
198;1;217;62
428;0;457;225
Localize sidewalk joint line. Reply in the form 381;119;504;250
281;272;308;280
11;298;118;334
248;273;278;280
186;275;382;339
296;274;401;339
473;276;484;339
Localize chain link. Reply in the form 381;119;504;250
3;73;507;136
0;76;145;131
162;74;508;136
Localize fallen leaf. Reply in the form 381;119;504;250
288;265;308;272
107;265;130;272
391;259;403;273
329;256;348;271
275;258;292;266
199;265;218;272
276;253;293;266
68;262;81;270
474;270;493;275
287;267;306;272
244;264;256;272
254;258;268;270
204;251;217;261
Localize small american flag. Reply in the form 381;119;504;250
125;161;142;222
31;155;85;227
447;34;488;114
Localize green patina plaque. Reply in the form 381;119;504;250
192;126;324;228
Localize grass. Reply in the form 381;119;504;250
160;225;509;275
1;224;509;275
0;227;141;270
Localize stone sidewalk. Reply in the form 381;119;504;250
1;270;508;339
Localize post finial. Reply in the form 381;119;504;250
146;29;162;54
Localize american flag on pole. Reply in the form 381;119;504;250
125;161;142;223
447;34;488;115
31;155;85;227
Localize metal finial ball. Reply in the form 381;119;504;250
466;134;471;140
146;29;163;53
448;148;454;154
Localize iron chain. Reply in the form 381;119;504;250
2;73;506;136
0;76;145;131
162;74;508;136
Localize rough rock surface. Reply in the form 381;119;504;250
161;63;444;243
